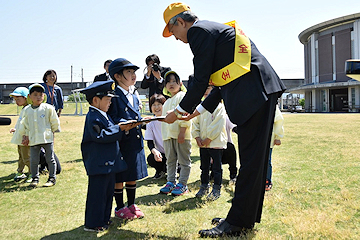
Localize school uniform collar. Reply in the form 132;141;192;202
117;85;134;96
90;105;109;120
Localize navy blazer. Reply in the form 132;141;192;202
81;107;127;176
180;20;286;125
107;87;147;181
107;87;144;151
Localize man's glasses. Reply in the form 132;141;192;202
169;18;178;33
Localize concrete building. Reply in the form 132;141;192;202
290;12;360;112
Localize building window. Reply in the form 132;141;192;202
321;90;327;112
351;31;355;58
351;88;355;109
315;40;319;83
332;35;336;81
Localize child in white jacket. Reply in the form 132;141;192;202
266;105;284;191
19;83;60;188
192;86;227;200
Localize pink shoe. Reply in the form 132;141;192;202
129;204;144;219
115;207;137;220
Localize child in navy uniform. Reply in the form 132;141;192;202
107;58;148;220
81;80;140;232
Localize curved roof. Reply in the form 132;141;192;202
298;12;360;44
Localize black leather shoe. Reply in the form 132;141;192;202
199;220;251;238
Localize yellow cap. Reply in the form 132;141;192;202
163;2;190;37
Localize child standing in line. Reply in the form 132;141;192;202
144;94;168;179
160;70;192;196
19;83;60;187
223;116;238;183
192;85;227;200
81;80;139;232
107;58;148;220
266;105;284;191
9;87;32;182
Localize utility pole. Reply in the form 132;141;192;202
71;65;73;90
81;68;84;83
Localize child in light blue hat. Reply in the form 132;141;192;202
9;87;32;182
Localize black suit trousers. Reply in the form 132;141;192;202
225;93;278;228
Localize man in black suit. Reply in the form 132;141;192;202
162;3;286;237
140;54;171;99
94;59;112;82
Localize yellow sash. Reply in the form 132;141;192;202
209;21;251;86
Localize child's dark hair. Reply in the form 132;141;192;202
164;72;181;85
42;69;57;83
30;86;44;94
86;95;106;105
149;94;166;113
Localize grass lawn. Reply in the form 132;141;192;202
0;104;359;239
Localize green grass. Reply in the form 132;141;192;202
1;104;359;239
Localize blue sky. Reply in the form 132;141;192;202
0;0;359;84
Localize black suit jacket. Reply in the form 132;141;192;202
140;66;171;98
180;20;286;125
94;72;108;82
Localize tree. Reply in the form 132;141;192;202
299;98;305;108
67;93;86;102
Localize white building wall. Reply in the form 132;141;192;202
310;34;319;84
312;89;317;112
348;86;360;112
353;19;360;59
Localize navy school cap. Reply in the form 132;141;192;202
81;80;118;99
108;58;139;80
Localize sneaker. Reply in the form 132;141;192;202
171;183;189;196
29;178;39;187
207;188;221;201
265;179;272;191
160;181;175;194
84;226;107;232
128;204;144;219
153;171;166;179
229;174;237;184
195;184;210;198
14;173;27;182
115;207;137;220
105;220;112;227
26;174;33;183
43;177;56;187
229;178;237;185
